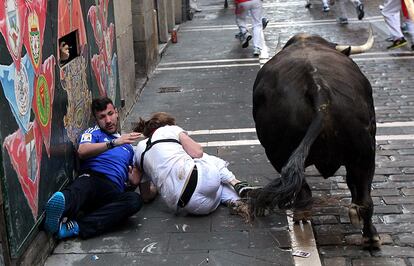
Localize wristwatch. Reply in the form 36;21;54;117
106;139;117;149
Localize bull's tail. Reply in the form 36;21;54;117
278;113;324;209
254;73;328;211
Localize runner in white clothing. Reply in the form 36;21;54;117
132;112;258;218
234;0;264;56
337;0;365;24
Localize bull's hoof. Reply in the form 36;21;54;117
362;235;381;250
293;210;312;223
349;204;363;229
228;199;253;223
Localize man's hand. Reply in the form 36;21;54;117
114;132;142;146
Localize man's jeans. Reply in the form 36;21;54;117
62;173;143;238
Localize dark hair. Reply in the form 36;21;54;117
91;97;114;117
133;112;176;136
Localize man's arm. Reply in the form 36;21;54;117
179;132;203;158
78;132;142;159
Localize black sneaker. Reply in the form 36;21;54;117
356;3;364;20
262;17;269;30
337;17;348;25
387;37;408;49
233;181;261;198
241;33;252;48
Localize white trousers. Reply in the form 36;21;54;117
236;0;264;49
182;154;240;215
382;0;414;41
382;0;404;39
190;0;199;9
338;0;362;17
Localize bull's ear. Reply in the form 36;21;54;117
340;46;351;56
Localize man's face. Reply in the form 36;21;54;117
95;103;118;134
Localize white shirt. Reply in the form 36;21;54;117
133;125;195;210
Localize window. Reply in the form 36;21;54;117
58;30;79;66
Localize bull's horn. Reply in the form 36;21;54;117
335;25;374;54
275;35;282;54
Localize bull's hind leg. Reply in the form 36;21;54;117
293;180;313;223
345;163;380;249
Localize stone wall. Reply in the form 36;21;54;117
131;0;159;77
113;0;136;121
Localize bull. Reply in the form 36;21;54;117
251;27;380;249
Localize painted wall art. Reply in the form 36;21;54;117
0;0;120;257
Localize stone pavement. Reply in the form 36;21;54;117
44;0;414;265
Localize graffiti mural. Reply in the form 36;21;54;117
0;0;26;71
0;56;56;219
32;55;56;157
61;56;91;144
0;54;35;134
3;121;43;218
23;0;47;74
0;0;120;258
57;0;87;47
58;0;92;145
88;0;117;101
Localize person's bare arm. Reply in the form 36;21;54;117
131;165;157;202
139;181;158;203
78;132;142;159
179;132;203;158
130;165;142;186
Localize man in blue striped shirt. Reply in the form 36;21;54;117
44;97;143;239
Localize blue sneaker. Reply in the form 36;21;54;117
44;192;65;234
58;220;79;239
